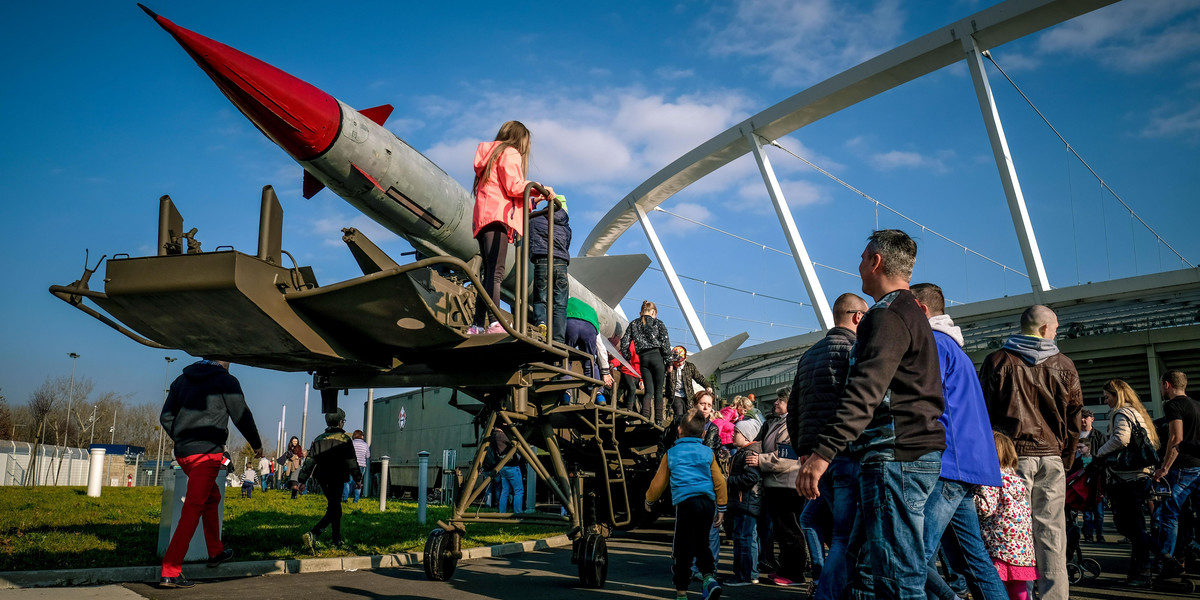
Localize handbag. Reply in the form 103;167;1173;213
1106;408;1159;470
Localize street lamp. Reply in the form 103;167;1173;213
66;353;79;448
155;356;177;486
88;405;98;446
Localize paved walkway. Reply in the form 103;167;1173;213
1;521;1197;599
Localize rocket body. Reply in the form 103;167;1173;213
142;5;627;339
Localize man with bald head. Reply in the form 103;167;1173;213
980;304;1082;600
787;292;867;600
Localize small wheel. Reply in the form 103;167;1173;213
424;529;459;581
1081;557;1101;579
577;533;608;588
1066;563;1083;585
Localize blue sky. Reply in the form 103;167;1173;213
1;0;1197;448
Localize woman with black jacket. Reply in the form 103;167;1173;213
621;300;671;425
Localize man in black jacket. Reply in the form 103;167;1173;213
788;292;866;599
796;229;946;600
159;359;263;589
299;408;363;551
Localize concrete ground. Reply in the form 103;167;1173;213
1;520;1196;599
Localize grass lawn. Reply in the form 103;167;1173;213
0;486;563;571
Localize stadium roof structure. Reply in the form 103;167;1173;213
719;267;1200;412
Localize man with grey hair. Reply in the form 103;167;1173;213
797;230;946;600
981;304;1082;600
299;408;363;551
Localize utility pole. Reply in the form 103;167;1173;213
155;356;177;486
301;383;309;449
65;353;80;447
109;405;118;445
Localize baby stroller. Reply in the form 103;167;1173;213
1064;468;1103;584
1147;479;1198;593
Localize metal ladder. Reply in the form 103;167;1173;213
594;404;631;527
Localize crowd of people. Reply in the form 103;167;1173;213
152;121;1200;598
639;228;1200;600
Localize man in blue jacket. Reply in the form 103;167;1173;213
911;283;1006;600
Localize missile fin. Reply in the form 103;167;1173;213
302;169;325;199
688;332;750;377
359;104;394;126
568;254;651;307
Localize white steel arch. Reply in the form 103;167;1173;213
582;0;1115;337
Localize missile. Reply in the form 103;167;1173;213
138;4;637;339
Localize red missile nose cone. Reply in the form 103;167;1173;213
141;6;339;161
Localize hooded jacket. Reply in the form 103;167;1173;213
473;141;535;239
929;315;1002;487
528;203;571;262
788;326;856;456
159;361;262;458
981;334;1083;467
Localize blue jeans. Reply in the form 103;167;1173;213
499;465;524;513
1160;466;1200;557
532;257;568;343
923;478;1007;600
800;494;830;577
261;475;270;492
815;456;865;600
1082;497;1105;539
731;512;760;582
342;480;362;503
860;451;941;600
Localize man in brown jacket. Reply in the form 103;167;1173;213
980;304;1082;600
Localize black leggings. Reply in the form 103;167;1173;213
616;372;640;412
474;223;509;326
639;350;666;424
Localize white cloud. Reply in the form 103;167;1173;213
1036;1;1200;71
419;88;754;196
654;67;695;80
701;0;905;87
653;202;713;237
869;149;953;173
1140;103;1200;140
734;178;827;216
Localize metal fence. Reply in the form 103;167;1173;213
0;441;89;486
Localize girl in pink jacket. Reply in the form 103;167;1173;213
470;121;552;334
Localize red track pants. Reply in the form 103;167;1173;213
161;453;224;577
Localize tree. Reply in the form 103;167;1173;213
0;389;13;440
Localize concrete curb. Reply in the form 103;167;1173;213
0;535;572;589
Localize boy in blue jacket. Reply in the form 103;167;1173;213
529;195;571;343
646;408;728;600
